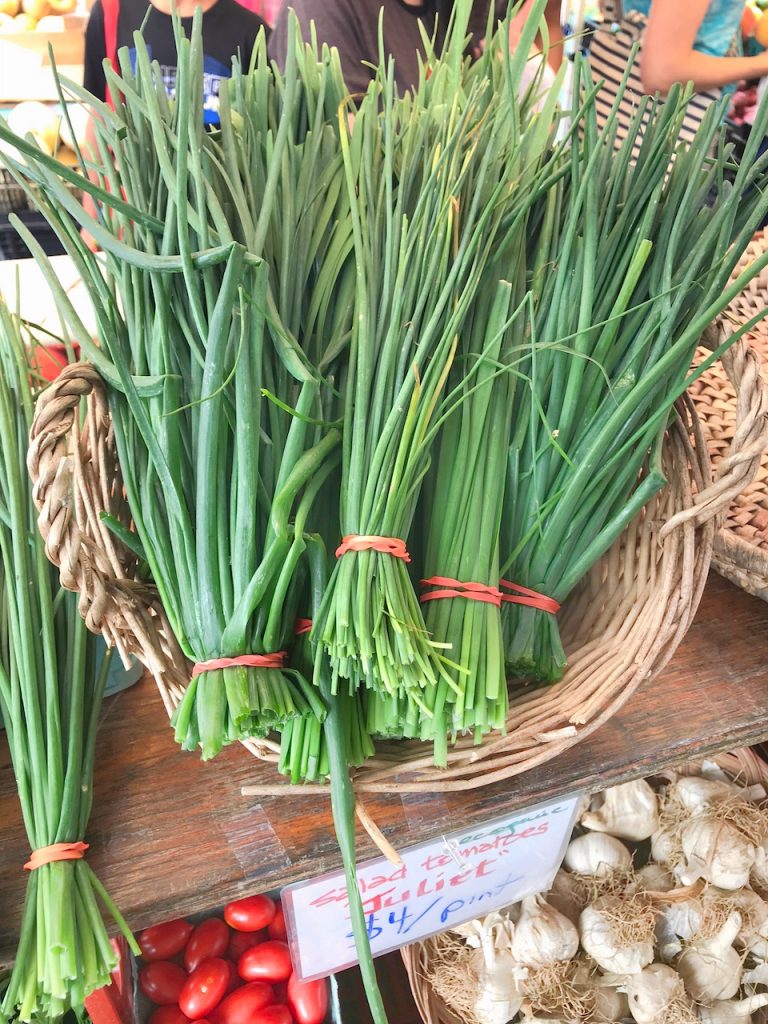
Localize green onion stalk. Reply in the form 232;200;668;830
501;60;768;682
0;17;350;761
0;302;138;1024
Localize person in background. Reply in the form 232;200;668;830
540;0;767;96
234;0;280;27
83;0;266;123
81;0;266;248
267;0;492;97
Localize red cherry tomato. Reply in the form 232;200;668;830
228;929;265;961
139;961;187;1006
149;1007;191;1024
139;919;194;961
267;905;288;942
251;1009;293;1024
224;894;276;932
184;919;230;972
210;982;274;1024
238;941;293;983
179;958;230;1020
287;974;329;1024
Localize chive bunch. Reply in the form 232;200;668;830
0;303;137;1024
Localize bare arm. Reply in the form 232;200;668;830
508;0;564;70
641;0;768;93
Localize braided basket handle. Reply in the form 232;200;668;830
28;362;190;712
662;329;768;537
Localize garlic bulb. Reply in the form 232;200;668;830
547;870;584;925
698;994;768;1024
729;887;768;956
471;947;523;1024
578;899;654;975
581;780;659;841
650;825;678;866
625;963;686;1024
677;818;756;890
591;983;629;1023
676;911;742;1003
510;894;579;968
670;777;740;814
564;833;632;877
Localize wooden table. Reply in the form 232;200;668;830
1;572;767;976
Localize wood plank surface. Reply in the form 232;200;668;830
1;571;767;968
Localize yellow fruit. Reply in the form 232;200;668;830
13;10;37;27
21;0;48;20
35;13;64;29
47;0;75;13
0;9;16;26
8;101;60;152
757;11;768;47
0;0;20;16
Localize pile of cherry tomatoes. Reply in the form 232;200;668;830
137;893;329;1024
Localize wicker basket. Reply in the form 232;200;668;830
401;746;768;1024
27;338;768;792
689;229;768;600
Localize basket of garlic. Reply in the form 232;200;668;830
402;748;768;1024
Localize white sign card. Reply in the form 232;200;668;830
282;792;581;980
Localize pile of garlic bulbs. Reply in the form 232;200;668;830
423;759;768;1024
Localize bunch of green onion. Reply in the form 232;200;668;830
0;302;137;1024
500;60;768;682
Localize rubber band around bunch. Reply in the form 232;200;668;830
499;579;560;615
294;618;313;636
419;576;503;606
24;841;89;871
191;652;288;678
335;535;411;562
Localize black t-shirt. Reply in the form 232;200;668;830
83;0;266;122
268;0;490;97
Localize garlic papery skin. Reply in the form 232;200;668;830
654;899;702;962
625;963;686;1024
510;894;579;968
578;900;654;975
547;870;584;925
632;863;675;893
677;817;756;890
676;911;742;1003
698;994;768;1024
751;835;768;889
581;780;659;841
564;833;632;878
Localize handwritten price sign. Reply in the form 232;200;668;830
282;792;580;980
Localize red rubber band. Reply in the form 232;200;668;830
335;535;411;562
191;653;287;678
25;841;89;871
499;580;560;615
295;618;313;636
420;576;503;607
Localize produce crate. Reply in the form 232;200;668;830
0;167;29;215
85;903;342;1024
0;208;66;260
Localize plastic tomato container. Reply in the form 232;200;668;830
86;900;341;1024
